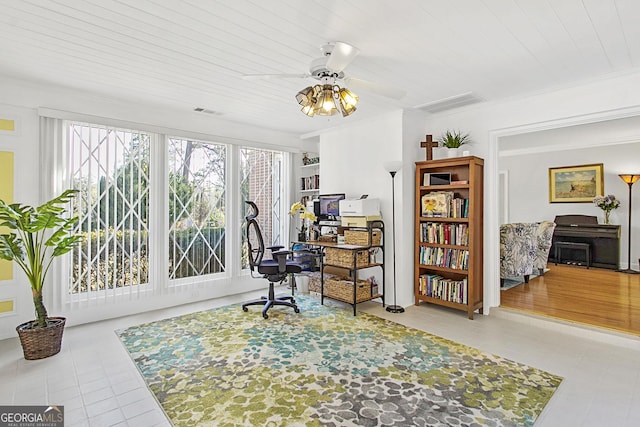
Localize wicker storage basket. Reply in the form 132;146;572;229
325;248;369;269
344;230;382;246
325;276;372;303
16;317;66;360
307;272;322;293
307;271;337;294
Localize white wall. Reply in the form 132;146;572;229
401;109;430;304
500;131;640;270
318;109;425;308
425;69;640;310
501;142;639;226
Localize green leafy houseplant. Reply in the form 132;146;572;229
438;130;471;148
0;189;83;329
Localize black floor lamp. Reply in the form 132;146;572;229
384;161;404;313
618;174;640;274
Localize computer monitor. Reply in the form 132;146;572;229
318;193;345;219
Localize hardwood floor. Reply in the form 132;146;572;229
499;263;640;336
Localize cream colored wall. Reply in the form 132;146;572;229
0;151;13;281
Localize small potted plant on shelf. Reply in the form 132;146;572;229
438;130;471;158
0;189;83;360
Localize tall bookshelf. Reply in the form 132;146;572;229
299;155;319;206
414;156;484;319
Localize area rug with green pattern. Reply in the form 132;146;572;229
116;295;562;426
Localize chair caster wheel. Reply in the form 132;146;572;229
242;306;248;312
262;313;269;319
294;307;300;314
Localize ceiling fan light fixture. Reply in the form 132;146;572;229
312;84;337;115
301;104;316;117
338;87;358;116
297;83;357;117
296;86;315;106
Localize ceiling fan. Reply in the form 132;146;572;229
242;42;405;102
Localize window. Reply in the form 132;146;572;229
168;138;226;280
54;117;289;314
239;147;284;269
69;123;150;294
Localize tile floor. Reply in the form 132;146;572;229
2;288;640;427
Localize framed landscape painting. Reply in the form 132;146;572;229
549;163;604;203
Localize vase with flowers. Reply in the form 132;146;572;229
593;194;620;224
289;201;317;241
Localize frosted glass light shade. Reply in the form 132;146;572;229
384;161;403;173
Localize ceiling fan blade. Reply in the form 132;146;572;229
241;73;310;80
344;77;406;100
325;42;360;73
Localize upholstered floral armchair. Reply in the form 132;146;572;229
533;221;556;275
499;222;538;286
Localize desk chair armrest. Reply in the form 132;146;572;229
272;249;292;272
267;245;285;253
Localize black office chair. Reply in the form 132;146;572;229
242;201;301;319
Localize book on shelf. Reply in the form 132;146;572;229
300;174;320;190
421;191;452;217
418;273;468;304
419;246;469;270
421;191;469;218
450;180;468;185
450;198;469;218
420;222;469;246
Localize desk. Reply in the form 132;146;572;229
296;238;385;315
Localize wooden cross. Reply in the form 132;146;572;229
420;134;438;161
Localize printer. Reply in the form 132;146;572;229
338;198;380;217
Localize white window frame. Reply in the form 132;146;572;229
39;110;292;320
167;136;230;288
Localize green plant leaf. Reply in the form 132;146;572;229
0;234;24;261
52;235;84;257
439;130;471;148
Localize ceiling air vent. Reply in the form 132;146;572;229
193;107;222;115
414;92;484;113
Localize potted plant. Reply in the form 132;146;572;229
289;201;317;241
0;189;83;360
438;130;471;158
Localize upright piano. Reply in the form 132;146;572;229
549;214;620;270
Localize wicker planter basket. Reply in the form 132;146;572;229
344;230;382;246
16;317;66;360
325;248;369;269
325;276;373;303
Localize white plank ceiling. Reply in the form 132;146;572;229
0;0;638;136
